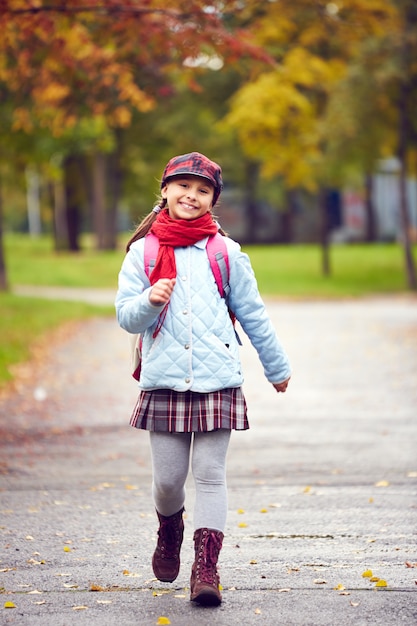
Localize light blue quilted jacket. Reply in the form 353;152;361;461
115;235;291;392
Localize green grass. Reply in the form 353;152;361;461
1;233;416;390
248;243;413;297
0;292;112;388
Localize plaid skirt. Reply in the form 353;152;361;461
130;387;249;433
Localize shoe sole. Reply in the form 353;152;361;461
191;589;222;607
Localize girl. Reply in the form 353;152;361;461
115;151;291;607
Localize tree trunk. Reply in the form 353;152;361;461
106;129;124;250
63;155;82;252
281;189;296;243
26;166;42;237
244;160;259;244
397;35;417;290
51;178;68;251
364;173;377;242
0;177;8;291
319;188;331;276
92;151;107;250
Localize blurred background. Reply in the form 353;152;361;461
1;0;416;387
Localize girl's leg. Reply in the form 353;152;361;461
190;429;231;606
191;429;231;532
149;431;192;516
149;432;192;583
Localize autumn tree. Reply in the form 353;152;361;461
0;0;265;289
222;0;397;274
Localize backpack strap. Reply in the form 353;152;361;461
206;233;230;300
143;232;159;277
206;234;242;345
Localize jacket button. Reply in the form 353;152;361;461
185;378;191;383
183;309;188;315
184;344;190;350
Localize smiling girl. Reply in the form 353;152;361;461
115;152;291;606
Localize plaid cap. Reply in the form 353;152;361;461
161;152;223;205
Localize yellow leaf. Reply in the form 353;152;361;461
260;508;268;513
156;618;171;625
63;546;71;552
375;480;389;487
90;584;105;592
123;570;130;576
370;576;380;582
375;579;387;587
334;583;345;591
303;486;311;493
362;569;373;578
237;508;245;514
4;601;16;609
238;522;248;528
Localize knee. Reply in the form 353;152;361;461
192;458;225;485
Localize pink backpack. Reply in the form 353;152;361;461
131;232;235;380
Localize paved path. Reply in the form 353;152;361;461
1;294;417;625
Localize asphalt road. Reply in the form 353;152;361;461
1;295;417;625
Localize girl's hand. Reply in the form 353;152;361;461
149;278;176;306
272;377;290;393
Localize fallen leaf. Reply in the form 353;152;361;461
278;588;291;593
350;601;360;607
260;508;268;513
33;601;46;605
97;600;112;604
375;579;387;587
237;508;245;514
238;522;248;528
63;546;71;553
250;560;258;565
370;576;380;582
303;486;311;493
339;591;350;596
313;579;327;584
156;617;171;625
73;605;88;610
334;584;345;591
254;608;262;614
375;480;389;487
90;584;105;592
362;569;373;578
27;590;43;595
4;601;16;609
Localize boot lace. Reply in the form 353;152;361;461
158;518;181;559
196;531;222;584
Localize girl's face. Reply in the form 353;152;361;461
162;175;215;220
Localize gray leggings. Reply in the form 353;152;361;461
149;430;231;533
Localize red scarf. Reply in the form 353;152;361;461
149;209;218;285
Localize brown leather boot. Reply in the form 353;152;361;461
190;528;224;606
152;507;184;583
